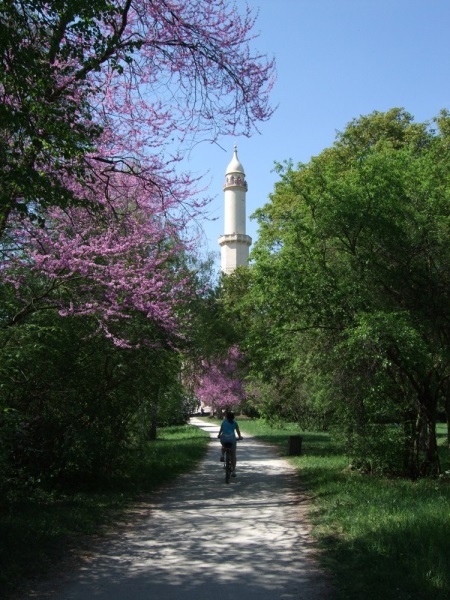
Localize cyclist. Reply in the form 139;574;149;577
218;412;243;477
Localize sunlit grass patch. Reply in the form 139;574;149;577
237;418;450;600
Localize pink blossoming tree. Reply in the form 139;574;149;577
0;0;275;344
1;0;275;230
194;346;247;414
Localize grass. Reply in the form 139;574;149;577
236;418;450;600
0;424;209;598
4;418;449;599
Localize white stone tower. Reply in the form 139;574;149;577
218;145;252;273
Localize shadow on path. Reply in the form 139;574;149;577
25;419;332;599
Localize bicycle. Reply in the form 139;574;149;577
220;437;243;483
222;441;233;484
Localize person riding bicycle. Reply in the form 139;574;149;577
218;412;243;477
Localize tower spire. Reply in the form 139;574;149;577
218;146;252;273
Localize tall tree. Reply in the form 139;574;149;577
245;109;450;477
0;0;276;488
1;0;275;343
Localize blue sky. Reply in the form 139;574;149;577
185;0;450;268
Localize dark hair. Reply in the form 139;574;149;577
227;412;235;422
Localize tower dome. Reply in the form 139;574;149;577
225;144;245;175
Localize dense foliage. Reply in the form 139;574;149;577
224;109;450;477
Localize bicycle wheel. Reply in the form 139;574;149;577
225;449;231;483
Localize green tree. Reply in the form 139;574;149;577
244;108;450;476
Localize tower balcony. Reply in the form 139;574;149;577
223;175;248;191
218;233;252;247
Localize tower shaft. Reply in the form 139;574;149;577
218;146;252;273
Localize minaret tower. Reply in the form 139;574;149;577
218;145;252;273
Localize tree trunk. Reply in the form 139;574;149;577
417;387;440;477
445;395;450;449
403;416;419;479
147;387;160;441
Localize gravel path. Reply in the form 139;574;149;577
24;418;332;599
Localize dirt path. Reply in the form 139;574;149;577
24;418;332;599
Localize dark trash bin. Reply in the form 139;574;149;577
288;435;303;456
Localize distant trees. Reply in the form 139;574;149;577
192;346;247;416
226;109;450;477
